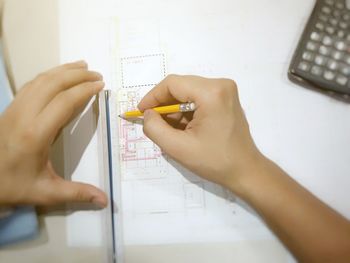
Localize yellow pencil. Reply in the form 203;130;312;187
119;102;196;119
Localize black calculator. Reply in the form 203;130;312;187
289;0;350;96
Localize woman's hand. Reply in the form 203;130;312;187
139;74;350;262
0;61;107;207
138;75;262;195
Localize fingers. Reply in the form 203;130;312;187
14;61;102;119
143;109;190;158
54;60;88;70
22;161;107;207
163;112;193;129
50;180;107;207
32;68;102;106
138;75;203;111
35;80;105;144
41;68;102;94
163;112;184;128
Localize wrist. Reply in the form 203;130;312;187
225;152;277;200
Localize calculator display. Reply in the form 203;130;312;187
289;0;350;96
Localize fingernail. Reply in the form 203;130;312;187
94;81;105;92
75;60;87;66
97;72;103;79
92;196;107;208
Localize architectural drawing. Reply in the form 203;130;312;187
118;89;168;180
116;53;208;215
114;51;268;245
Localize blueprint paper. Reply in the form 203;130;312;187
111;21;273;245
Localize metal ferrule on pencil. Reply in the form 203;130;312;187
179;102;196;112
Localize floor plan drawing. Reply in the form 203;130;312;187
117;54;169;180
116;53;209;216
112;23;271;243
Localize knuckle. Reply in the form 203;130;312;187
20;80;35;92
62;62;74;69
56;63;70;73
22;126;38;142
35;72;51;83
223;78;237;89
165;74;180;83
222;78;238;94
57;92;75;112
22;72;54;91
211;79;238;100
211;85;229;100
17;125;41;152
86;81;99;95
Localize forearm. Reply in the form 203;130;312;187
138;75;350;261
231;155;350;263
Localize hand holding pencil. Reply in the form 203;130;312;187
137;75;350;263
137;75;260;194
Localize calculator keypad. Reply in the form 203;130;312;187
296;0;350;89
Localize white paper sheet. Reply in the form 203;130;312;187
60;0;350;258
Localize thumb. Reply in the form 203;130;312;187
42;178;108;207
143;109;189;158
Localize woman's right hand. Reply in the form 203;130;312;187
138;75;263;195
139;75;350;263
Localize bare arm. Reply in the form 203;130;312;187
236;155;350;263
138;75;350;263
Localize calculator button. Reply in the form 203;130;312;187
333;10;341;17
339;21;348;29
335;41;346;51
337;30;345;38
332;50;343;60
298;61;311;71
325;26;335;34
311;32;322;41
322;6;332;14
324;70;335;80
311;65;323;76
327;59;339;70
341;66;350;75
346;34;350;42
344;55;350;64
306;41;318;51
329;18;338;26
316;22;325;31
322;35;333;45
343;14;350;21
302;52;315;61
336;2;344;9
319;14;328;22
325;0;334;5
315;55;327;65
319;45;331;55
336;75;348;86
